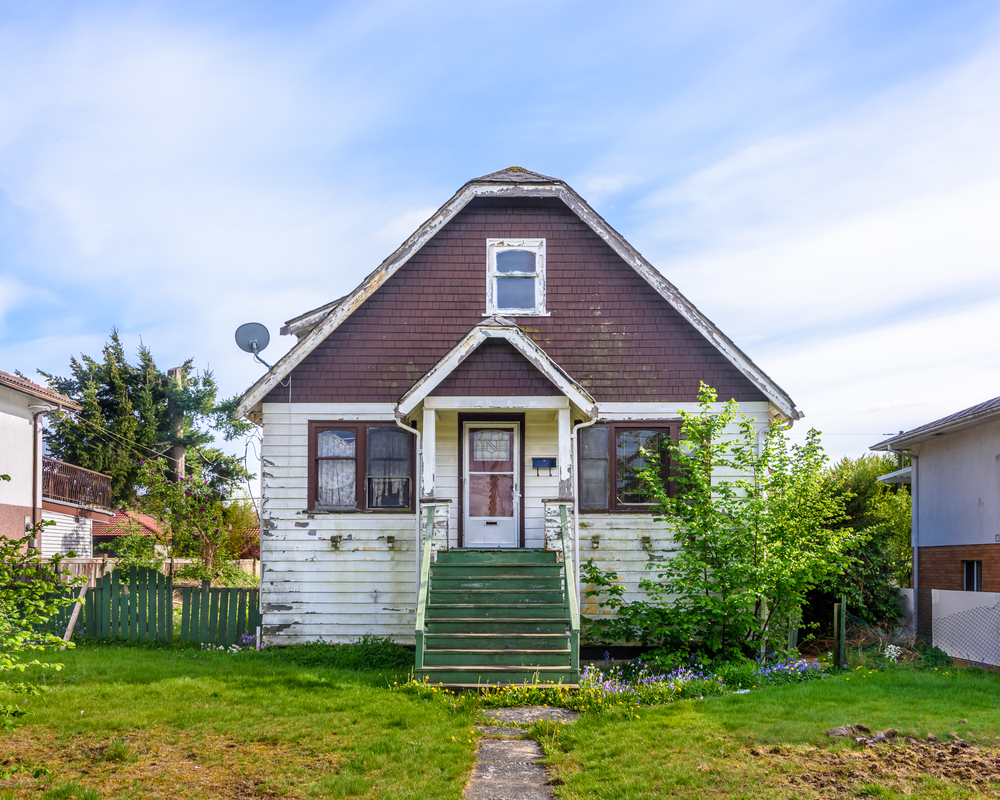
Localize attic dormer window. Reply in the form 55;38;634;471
486;239;547;316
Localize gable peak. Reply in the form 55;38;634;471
472;167;561;184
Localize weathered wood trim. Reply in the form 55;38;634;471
235;177;800;423
424;396;569;410
597;401;771;417
263;402;396;417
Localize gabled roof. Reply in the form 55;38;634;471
92;510;162;538
0;370;81;410
872;396;1000;451
396;317;598;419
236;167;802;422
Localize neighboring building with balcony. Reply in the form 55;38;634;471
0;370;113;556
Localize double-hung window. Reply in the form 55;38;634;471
964;560;983;592
486;239;547;315
579;424;677;512
309;422;414;512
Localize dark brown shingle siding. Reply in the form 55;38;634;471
431;339;561;396
265;197;766;405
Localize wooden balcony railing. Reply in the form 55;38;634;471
42;457;112;510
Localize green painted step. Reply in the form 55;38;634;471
426;604;567;620
414;666;578;687
428;589;564;605
430;564;563;579
425;620;569;635
431;576;563;592
417;548;577;688
423;649;570;667
434;549;556;565
424;633;568;650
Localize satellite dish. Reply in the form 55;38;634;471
235;322;273;369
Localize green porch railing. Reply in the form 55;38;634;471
558;504;580;676
414;504;435;671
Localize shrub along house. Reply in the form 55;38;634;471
235;167;801;685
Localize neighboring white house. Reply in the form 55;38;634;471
235;168;802;681
0;370;113;556
873;397;1000;653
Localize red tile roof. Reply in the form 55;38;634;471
92;510;163;538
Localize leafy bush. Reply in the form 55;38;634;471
108;530;163;572
0;476;85;727
583;384;859;660
173;561;257;587
915;641;952;669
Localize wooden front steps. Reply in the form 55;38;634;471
414;549;579;687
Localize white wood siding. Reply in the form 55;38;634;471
259;400;772;645
40;511;93;558
261;403;417;645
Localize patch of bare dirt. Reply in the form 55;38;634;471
751;735;1000;797
0;727;338;798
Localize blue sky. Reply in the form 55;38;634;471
2;0;999;470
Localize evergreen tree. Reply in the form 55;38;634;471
40;329;253;505
803;454;911;628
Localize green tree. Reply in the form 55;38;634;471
584;384;862;660
810;454;911;625
135;460;258;580
40;329;253;505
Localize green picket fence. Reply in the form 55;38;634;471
85;566;174;642
175;583;262;648
83;567;261;646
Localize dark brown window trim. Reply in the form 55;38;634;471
307;421;416;513
457;412;526;548
579;421;680;514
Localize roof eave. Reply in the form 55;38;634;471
872;409;1000;451
235;175;801;422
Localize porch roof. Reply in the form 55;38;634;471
395;317;598;420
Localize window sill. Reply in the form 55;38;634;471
483;311;551;318
309;508;416;515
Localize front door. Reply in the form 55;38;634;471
463;423;520;548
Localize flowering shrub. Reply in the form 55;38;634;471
395;653;826;720
883;643;903;663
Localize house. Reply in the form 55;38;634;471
0;370;113;557
872;397;1000;642
235;167;801;684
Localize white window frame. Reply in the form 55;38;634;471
485;238;548;316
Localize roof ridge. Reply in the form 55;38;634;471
471;167;561;184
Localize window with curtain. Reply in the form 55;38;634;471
310;422;414;512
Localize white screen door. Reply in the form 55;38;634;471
463;423;519;548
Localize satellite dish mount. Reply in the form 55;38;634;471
235;322;273;369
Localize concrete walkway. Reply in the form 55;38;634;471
465;706;579;800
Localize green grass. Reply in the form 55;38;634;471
6;646;1000;799
0;643;475;799
543;665;1000;799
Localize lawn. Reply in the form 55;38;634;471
4;646;1000;799
543;665;1000;799
0;644;475;799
